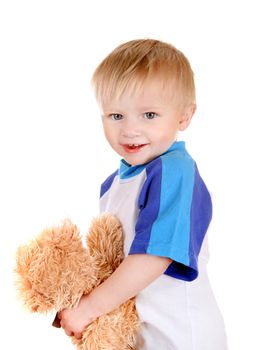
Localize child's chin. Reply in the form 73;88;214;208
125;156;151;166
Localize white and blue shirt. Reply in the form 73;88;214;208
100;141;227;349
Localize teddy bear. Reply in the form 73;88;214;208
15;213;140;350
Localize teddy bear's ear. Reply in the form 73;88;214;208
86;214;124;283
15;220;93;313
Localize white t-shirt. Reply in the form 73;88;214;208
100;142;228;349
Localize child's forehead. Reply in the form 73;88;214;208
102;77;176;106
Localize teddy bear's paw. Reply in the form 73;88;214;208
86;214;125;282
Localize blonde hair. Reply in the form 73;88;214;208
92;39;195;110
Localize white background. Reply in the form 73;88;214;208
1;0;260;349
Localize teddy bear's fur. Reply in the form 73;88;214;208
15;214;140;350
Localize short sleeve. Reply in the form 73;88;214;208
128;154;212;281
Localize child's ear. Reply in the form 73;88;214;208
179;103;196;131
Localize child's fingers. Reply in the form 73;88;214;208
60;320;73;337
74;332;82;339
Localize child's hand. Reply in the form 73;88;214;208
58;294;96;339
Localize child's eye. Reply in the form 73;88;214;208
110;113;123;121
144;112;157;119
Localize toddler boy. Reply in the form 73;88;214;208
59;39;227;350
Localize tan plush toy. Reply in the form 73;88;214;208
15;214;140;350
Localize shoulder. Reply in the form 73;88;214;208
137;147;196;208
161;147;195;175
100;169;118;198
144;146;196;183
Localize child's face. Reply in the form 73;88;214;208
101;80;193;166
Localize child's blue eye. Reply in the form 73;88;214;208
144;112;157;119
110;114;123;121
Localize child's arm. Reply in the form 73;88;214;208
59;254;171;338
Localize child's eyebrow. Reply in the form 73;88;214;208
102;109;123;115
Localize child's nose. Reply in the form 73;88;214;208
121;120;141;138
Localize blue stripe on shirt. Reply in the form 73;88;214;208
100;170;118;197
188;163;212;272
131;157;162;253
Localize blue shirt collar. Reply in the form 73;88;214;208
119;141;185;180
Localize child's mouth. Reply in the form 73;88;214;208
122;144;148;153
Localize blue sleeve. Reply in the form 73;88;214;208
128;154;212;281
